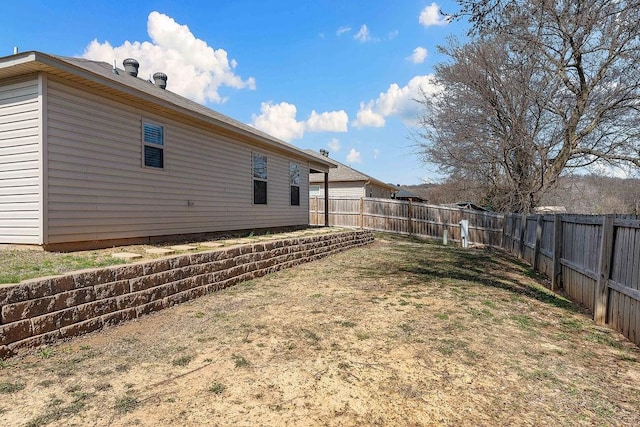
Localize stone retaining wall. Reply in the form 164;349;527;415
0;230;374;358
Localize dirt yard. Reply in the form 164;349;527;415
1;234;639;426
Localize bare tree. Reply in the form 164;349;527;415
417;37;553;212
418;0;640;213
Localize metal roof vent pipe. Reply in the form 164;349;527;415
122;58;139;77
153;72;168;89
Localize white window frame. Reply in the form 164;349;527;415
252;152;268;205
142;120;165;170
289;162;300;206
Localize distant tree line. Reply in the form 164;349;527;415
416;0;640;213
404;175;640;214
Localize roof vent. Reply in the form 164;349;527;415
123;58;140;77
319;149;329;157
153;72;168;89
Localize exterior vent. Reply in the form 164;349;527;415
153;72;168;89
123;58;139;77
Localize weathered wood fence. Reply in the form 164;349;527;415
309;197;504;246
310;197;640;346
503;213;640;346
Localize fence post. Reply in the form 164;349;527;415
551;214;563;291
594;214;615;326
407;200;413;236
519;214;527;258
324;174;329;226
359;198;364;229
533;215;543;271
501;214;507;249
503;214;511;250
314;196;319;226
510;213;518;255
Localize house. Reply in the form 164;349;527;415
534;206;568;214
391;186;425;203
308;151;397;199
0;51;335;250
443;202;491;212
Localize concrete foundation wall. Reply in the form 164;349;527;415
0;230;373;358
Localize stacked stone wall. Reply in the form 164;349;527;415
0;231;373;358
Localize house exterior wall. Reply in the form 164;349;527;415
43;75;310;246
365;183;393;199
311;181;366;199
0;75;42;244
310;181;393;199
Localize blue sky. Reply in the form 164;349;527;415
1;1;470;185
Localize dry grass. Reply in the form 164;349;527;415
1;233;639;426
0;227;341;284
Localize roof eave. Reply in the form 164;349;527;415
0;51;335;169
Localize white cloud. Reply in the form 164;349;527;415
346;148;362;164
354;25;372;43
388;30;399;40
353;75;441;128
419;3;450;27
337;26;352;36
373;148;380;159
306;110;348;132
408;47;428;64
251;102;305;142
250;102;349;142
353;101;386;128
327;138;341;152
82;11;255;105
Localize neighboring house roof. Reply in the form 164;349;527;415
392;187;424;201
443;202;490;211
308;152;397;192
534;206;568;214
0;51;335;173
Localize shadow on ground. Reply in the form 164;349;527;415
375;234;583;314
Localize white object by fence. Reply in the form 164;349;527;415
459;220;469;248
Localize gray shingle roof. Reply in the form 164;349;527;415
393;188;423;200
307;152;397;191
0;51;334;170
51;55;279;140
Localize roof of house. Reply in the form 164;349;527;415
307;152;397;192
534;206;568;214
393;187;424;201
442;201;491;212
0;51;335;172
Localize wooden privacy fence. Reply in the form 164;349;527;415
310;197;640;346
503;213;640;346
309;197;504;247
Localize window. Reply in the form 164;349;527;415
309;185;320;196
290;163;300;206
143;122;164;169
252;153;267;204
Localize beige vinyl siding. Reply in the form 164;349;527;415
313;181;366;199
45;77;309;244
365;183;393;199
0;76;41;244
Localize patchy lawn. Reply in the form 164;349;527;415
0;228;342;284
1;234;639;426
